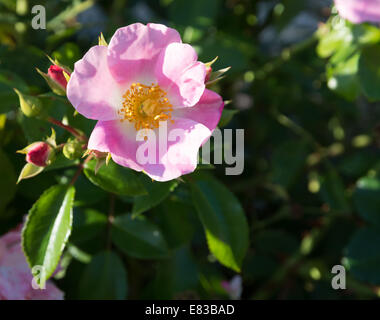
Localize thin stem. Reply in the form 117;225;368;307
69;154;93;185
47;117;87;141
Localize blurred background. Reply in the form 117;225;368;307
1;0;380;300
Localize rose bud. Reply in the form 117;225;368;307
23;142;54;167
48;65;69;90
36;64;71;96
205;65;212;83
63;138;84;160
14;89;44;118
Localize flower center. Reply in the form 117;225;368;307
119;83;173;131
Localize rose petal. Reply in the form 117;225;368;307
107;23;181;84
0;225;64;300
335;0;380;24
155;43;206;107
140;118;211;181
67;45;123;121
173;89;224;131
88;120;143;173
89;118;212;182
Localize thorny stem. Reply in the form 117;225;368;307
47;117;87;142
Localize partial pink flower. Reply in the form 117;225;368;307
67;23;224;181
48;65;69;90
0;225;64;300
221;275;242;300
25;142;52;167
334;0;380;24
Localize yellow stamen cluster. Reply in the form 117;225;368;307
119;83;173;131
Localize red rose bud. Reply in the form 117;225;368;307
25;142;52;167
48;65;69;89
205;66;212;83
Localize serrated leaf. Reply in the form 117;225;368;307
22;184;75;284
189;173;249;272
84;159;146;196
112;214;169;259
78;251;127;300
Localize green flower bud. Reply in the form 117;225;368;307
14;88;44;118
63;138;84;160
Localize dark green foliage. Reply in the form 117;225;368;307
1;0;380;300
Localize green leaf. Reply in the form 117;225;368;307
71;208;107;244
144;247;198;299
132;176;178;216
156;200;195;249
19;115;52;143
22;184;75;284
84;159;146;196
74;174;106;206
317;22;352;58
353;177;380;227
358;44;380;101
351;23;380;46
78;251;128;300
326;52;360;101
189;173;249;272
111;214;169;259
344;227;380;285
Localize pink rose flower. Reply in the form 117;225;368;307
334;0;380;24
0;225;64;300
67;23;224;181
48;65;69;90
25;142;52;167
